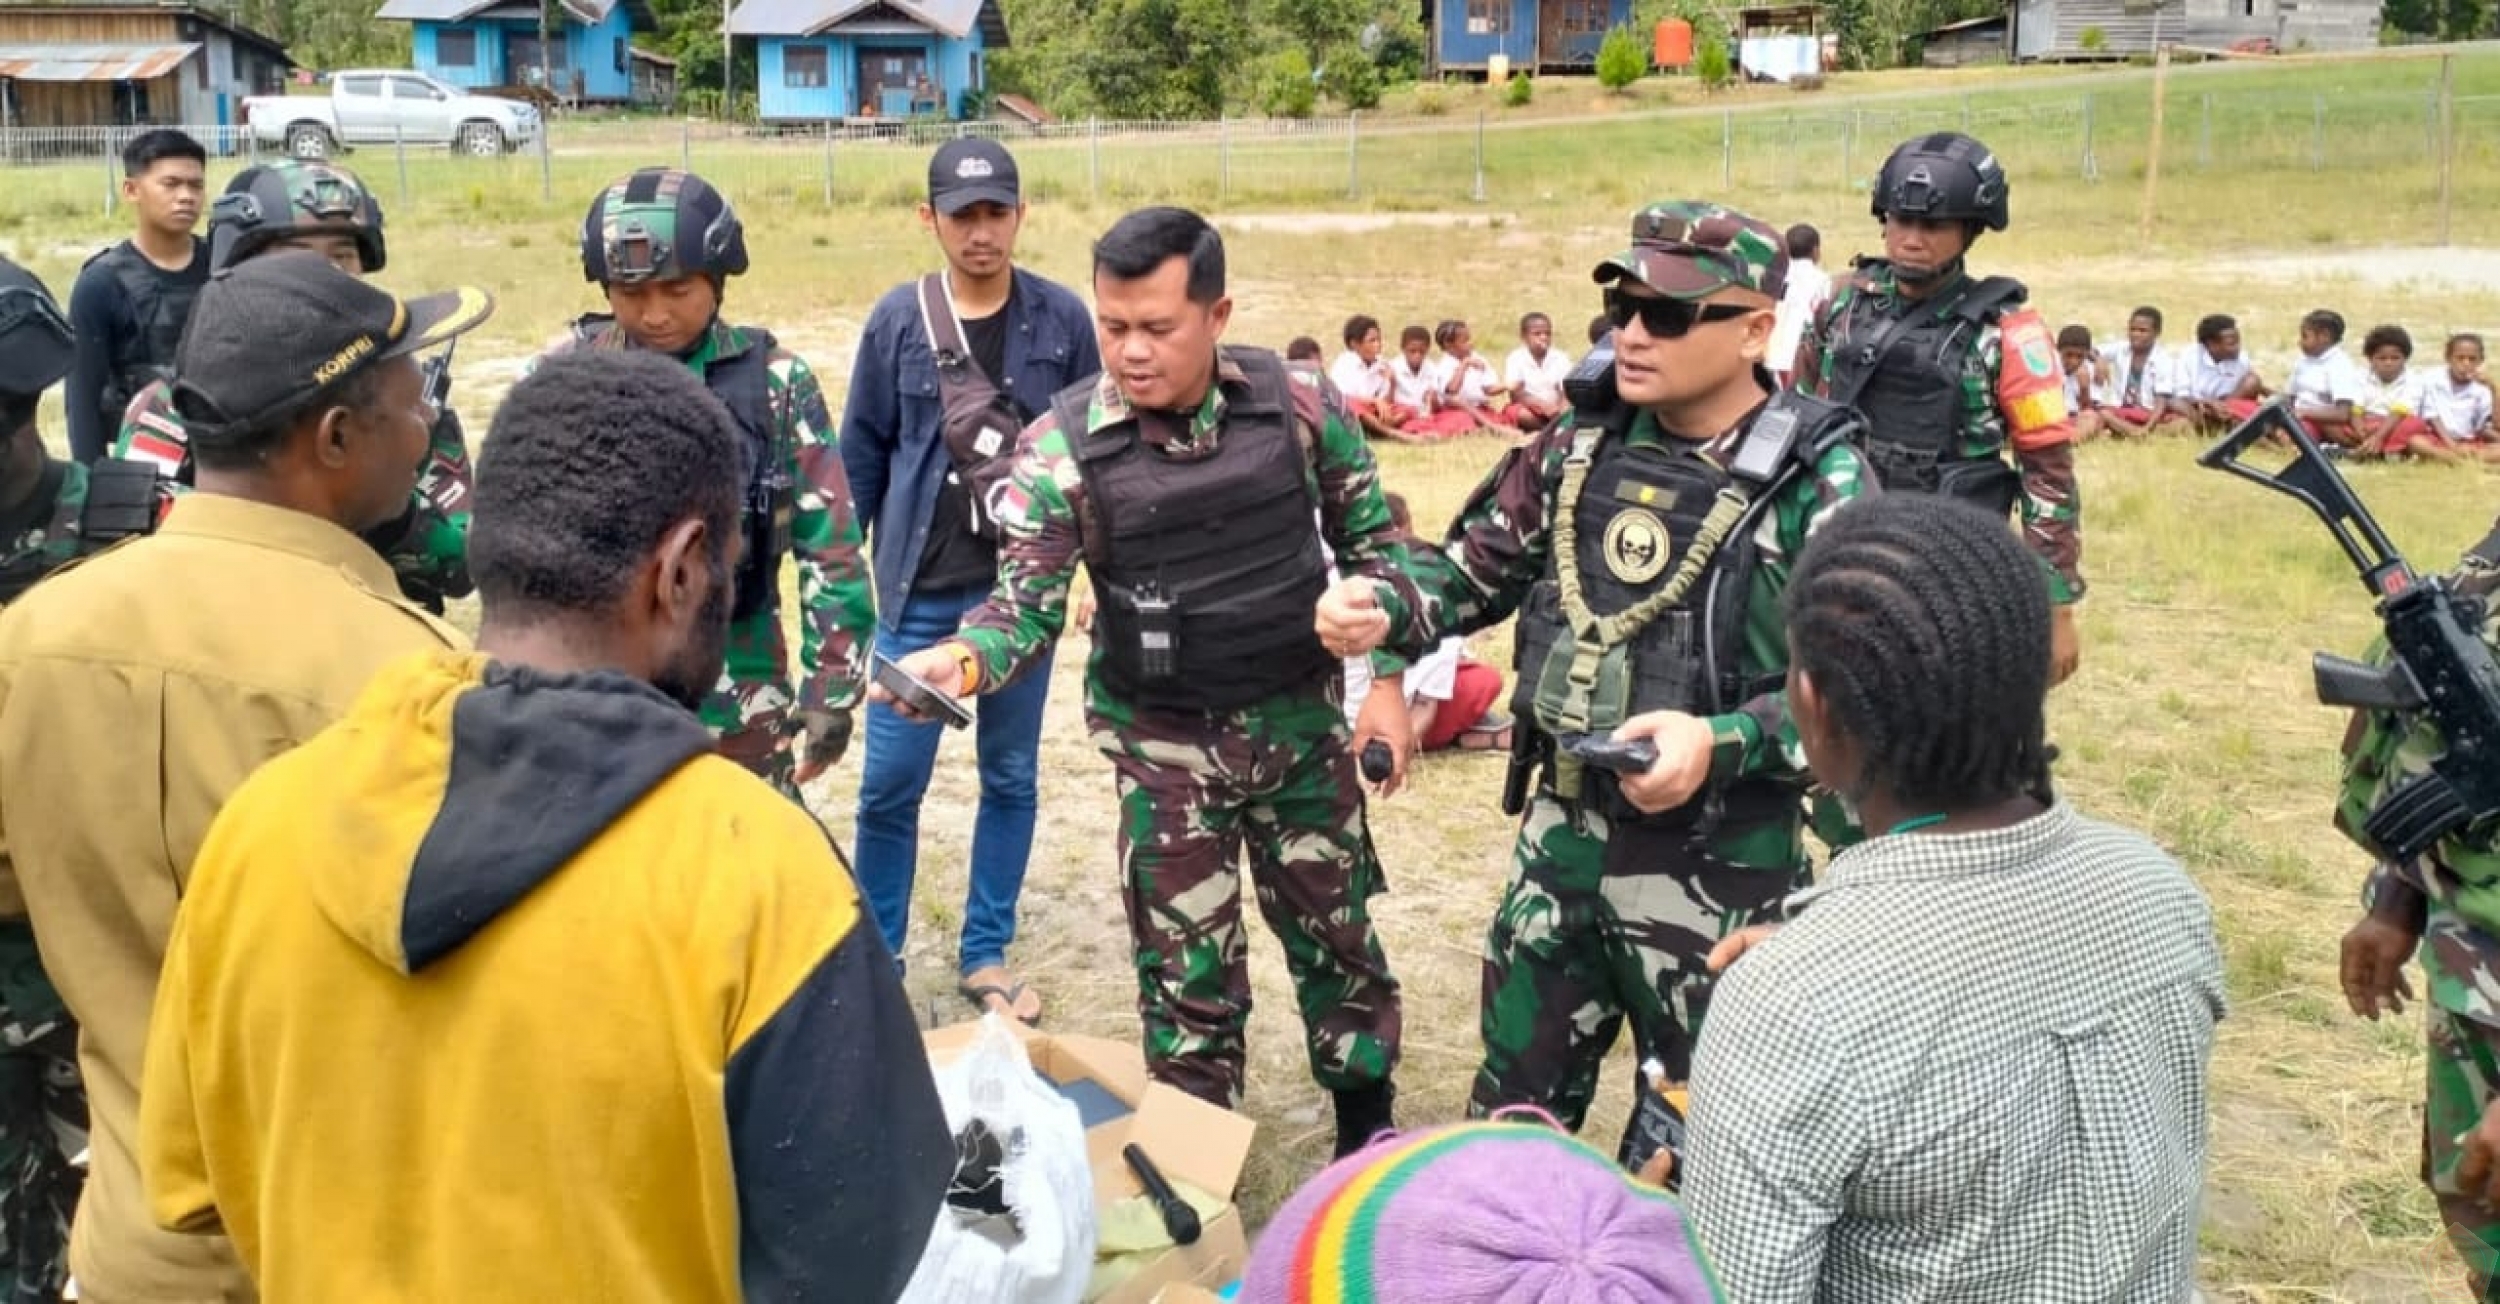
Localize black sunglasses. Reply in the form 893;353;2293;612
1603;288;1758;339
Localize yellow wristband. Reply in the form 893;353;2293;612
952;643;981;695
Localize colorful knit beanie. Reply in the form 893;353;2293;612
1237;1118;1724;1303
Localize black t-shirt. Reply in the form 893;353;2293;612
914;282;1020;593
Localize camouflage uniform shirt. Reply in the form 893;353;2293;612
957;356;1436;734
1797;262;2086;604
1381;399;1872;798
0;460;85;604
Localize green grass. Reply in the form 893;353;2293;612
14;46;2500;1299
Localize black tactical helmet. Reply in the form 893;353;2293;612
209;161;388;273
1871;132;2010;233
578;167;749;285
0;257;74;400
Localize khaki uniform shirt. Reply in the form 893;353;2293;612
0;494;462;1301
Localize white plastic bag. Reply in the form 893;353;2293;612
900;1013;1097;1304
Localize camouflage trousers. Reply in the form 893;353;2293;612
0;928;82;1304
1098;712;1401;1110
2421;935;2500;1292
1470;790;1806;1161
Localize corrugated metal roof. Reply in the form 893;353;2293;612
0;40;198;81
374;0;494;20
727;0;980;38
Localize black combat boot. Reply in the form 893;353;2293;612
1331;1079;1397;1159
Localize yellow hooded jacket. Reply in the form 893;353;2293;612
139;650;951;1301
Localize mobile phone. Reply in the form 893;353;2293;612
873;651;974;730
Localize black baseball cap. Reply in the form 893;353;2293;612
0;257;73;398
172;250;494;438
927;138;1020;215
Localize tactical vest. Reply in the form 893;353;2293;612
1827;263;2025;513
86;241;201;436
0;458;157;605
1057;347;1333;715
1513;388;1861;826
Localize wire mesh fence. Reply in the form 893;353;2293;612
6;52;2498;238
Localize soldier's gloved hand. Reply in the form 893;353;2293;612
794;708;853;784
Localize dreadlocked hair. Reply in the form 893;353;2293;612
1785;493;2051;810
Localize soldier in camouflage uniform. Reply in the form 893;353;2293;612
880;207;1430;1157
541;167;872;795
2339;526;2500;1293
0;257;90;1303
1322;203;1876;1164
110;160;476;612
1794;131;2084;686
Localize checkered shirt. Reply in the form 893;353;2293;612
1684;801;2225;1303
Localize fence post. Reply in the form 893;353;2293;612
2310;93;2324;171
2081;93;2098;182
2139;47;2168;244
1088;116;1100;201
1720;109;1732;187
393;118;410;209
537;110;552;202
822;121;835;208
1347;111;1359;200
1843;108;1858;189
2439;53;2456;245
101;136;116;218
1218;115;1230;199
681;115;692;171
1471;109;1486;203
2198;92;2211;169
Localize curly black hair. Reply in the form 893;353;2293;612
469;349;744;622
1785;493;2051;808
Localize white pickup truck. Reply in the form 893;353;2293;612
244;70;542;160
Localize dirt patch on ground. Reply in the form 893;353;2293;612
2215;246;2500;294
1219;211;1516;235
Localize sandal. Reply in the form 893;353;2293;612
958;977;1044;1028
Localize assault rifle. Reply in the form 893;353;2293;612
2199;398;2500;863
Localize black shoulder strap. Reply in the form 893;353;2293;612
1950;275;2027;324
915;272;970;366
1052;377;1113;567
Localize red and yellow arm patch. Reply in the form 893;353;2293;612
1997;308;2075;451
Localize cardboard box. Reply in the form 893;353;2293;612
925;1020;1256;1304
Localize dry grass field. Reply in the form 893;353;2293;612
15;46;2500;1299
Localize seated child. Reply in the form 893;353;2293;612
1588;313;1612;348
2097;305;2190;438
1342;493;1511;754
2058;323;2106;442
2420;331;2500;461
1502;311;1573;432
2287;308;2365;448
1386;323;1473;442
2353;323;2450;461
1285;336;1323;366
1237;1117;1720;1304
2175;312;2267;430
1435;318;1525;434
1329;314;1400;440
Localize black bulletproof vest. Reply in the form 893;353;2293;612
1826;263;2024;504
88;241;201;433
1063;347;1334;714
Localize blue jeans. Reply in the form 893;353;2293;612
853;582;1054;978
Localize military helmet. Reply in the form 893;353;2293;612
0;257;74;400
1871;131;2010;233
578;167;749;285
209;161;388;273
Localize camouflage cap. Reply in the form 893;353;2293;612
1592;201;1788;302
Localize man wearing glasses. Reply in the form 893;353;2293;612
1316;201;1875;1167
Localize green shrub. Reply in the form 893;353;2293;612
1257;48;1319;118
1596;24;1647;90
1696;34;1734;88
1503;70;1534;107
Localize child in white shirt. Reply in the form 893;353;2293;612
1434;318;1519;434
1768;224;1830;388
2096;305;2190;438
1502;311;1573;432
2287;308;2365;448
1386;322;1472;442
1328;313;1398;440
2057;323;2105;442
2420;332;2500;461
2352;323;2451;461
2176;312;2267;431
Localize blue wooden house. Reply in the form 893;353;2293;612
374;0;656;105
727;0;1005;123
1429;0;1637;73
